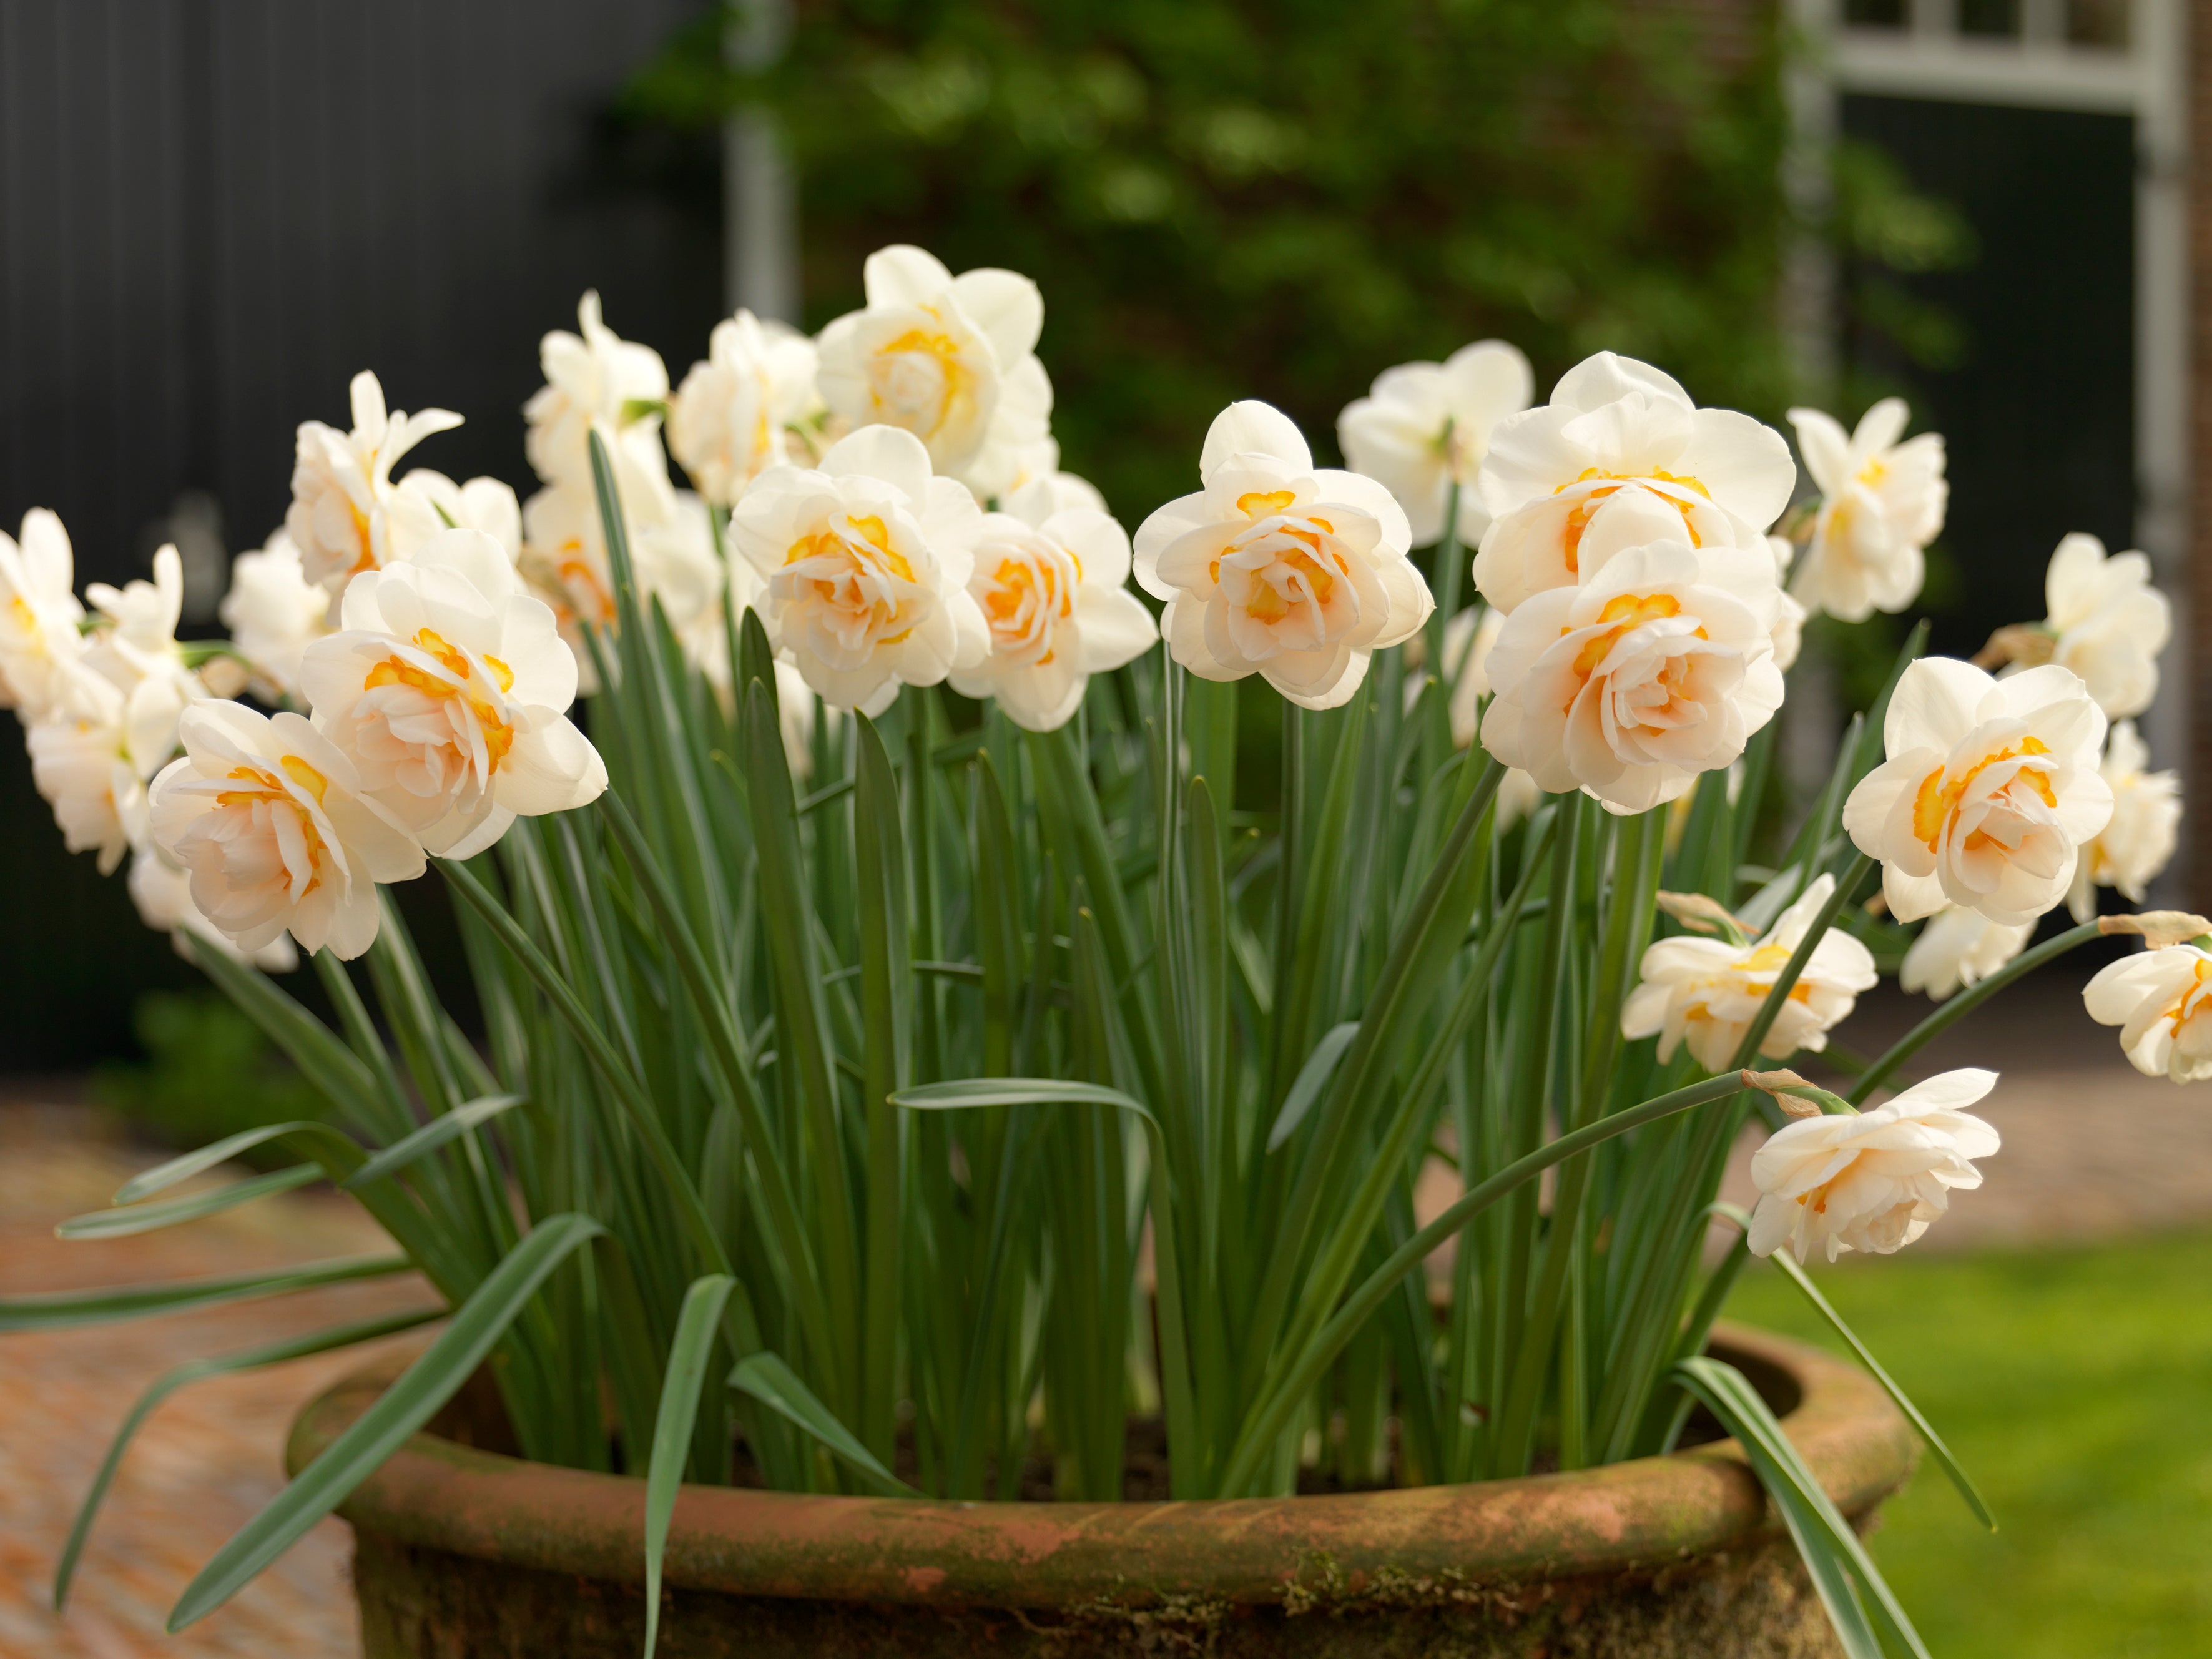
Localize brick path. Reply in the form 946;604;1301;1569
0;1104;431;1658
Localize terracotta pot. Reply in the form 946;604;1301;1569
288;1322;1913;1658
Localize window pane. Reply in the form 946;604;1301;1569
1844;0;1908;25
2067;0;2130;47
1957;0;2022;36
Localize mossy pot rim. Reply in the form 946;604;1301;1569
288;1320;1913;1612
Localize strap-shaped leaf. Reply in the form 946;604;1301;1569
113;1121;361;1205
892;1078;1154;1120
0;1254;409;1333
53;1307;443;1610
1264;1021;1359;1152
727;1352;922;1499
59;1165;322;1239
167;1213;604;1632
342;1094;526;1190
1675;1354;1931;1659
644;1276;736;1659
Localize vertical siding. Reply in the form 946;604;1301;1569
0;0;718;1067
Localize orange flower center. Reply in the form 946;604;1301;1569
363;628;518;773
872;328;968;438
1565;591;1698;681
1554;467;1711;573
1910;737;2055;851
215;759;333;893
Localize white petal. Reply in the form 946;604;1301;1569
820;425;935;502
949;268;1045;364
1200;401;1311;478
863;244;955;308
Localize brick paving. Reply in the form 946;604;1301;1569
0;1105;432;1658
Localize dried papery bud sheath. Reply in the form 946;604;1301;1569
1968;622;2055;672
2098;911;2212;951
1739;1068;1829;1118
1656;890;1747;940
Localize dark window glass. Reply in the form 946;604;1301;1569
1957;0;2022;35
2068;0;2131;47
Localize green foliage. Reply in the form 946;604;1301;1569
1729;1231;2212;1659
630;0;1800;516
91;992;327;1160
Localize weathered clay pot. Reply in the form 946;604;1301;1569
288;1322;1912;1658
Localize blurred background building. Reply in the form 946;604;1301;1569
0;0;2196;1064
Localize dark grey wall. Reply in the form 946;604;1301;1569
0;0;719;1068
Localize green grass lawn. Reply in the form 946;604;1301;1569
1726;1230;2212;1658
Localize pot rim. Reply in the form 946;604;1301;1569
288;1321;1912;1610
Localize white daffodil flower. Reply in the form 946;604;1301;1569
1478;488;1784;814
2085;942;2212;1082
1842;657;2111;925
83;545;202;779
2040;533;2170;721
149;702;425;960
1899;907;2033;1002
26;667;137;874
398;472;524;563
668;310;822;508
298;529;607;859
2067;720;2181;922
815;245;1053;500
1337;341;1534;548
1621;874;1877;1071
287;371;463;590
1747;1069;2000;1263
127;842;298;972
1472;352;1795;616
1133;400;1430;711
515;478;722;693
525;291;674;503
948;474;1158;732
220;531;331;702
0;508;88;718
1785;398;1945;623
728;424;988;716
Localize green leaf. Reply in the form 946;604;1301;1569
168;1213;604;1632
0;1254;410;1333
342;1095;526;1190
53;1307;444;1610
727;1352;923;1499
113;1121;360;1205
644;1275;736;1659
892;1078;1156;1125
1675;1355;1930;1659
1264;1021;1359;1152
1756;1233;1995;1529
58;1164;322;1239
